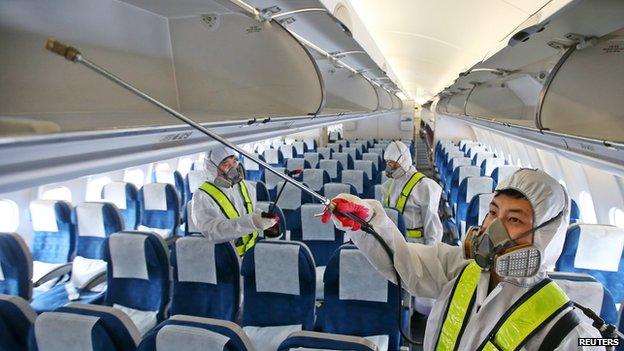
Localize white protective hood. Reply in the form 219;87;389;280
495;168;570;278
383;141;412;170
203;146;239;181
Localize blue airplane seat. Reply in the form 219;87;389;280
340;170;371;198
102;181;140;230
0;294;36;351
278;331;379;351
444;157;472;193
319;245;401;351
465;193;495;235
342;147;362;162
240;241;316;351
293;141;309;157
303;152;323;168
170;237;239;321
303;169;331;193
29;303;141;351
262;148;284;167
570;199;580;224
555;224;624;302
286;158;312;172
184;170;208;201
29;199;75;292
280;144;297;160
273;181;313;232
322;183;359;200
292;204;345;300
480;157;506;177
0;233;32;300
332;152;354;170
317;147;333;161
138;183;180;239
455;177;494;237
304;138;317;152
354;160;378;188
138;315;254;351
450;166;481;210
261;167;286;200
549;272;618;325
319;159;343;183
31;202;123;313
104;231;170;336
152;170;185;206
241;153;264;182
491;165;521;188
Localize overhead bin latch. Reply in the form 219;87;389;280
258;5;281;22
548;33;598;51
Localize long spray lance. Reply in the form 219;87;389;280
44;39;421;345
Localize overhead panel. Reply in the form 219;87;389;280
375;85;393;110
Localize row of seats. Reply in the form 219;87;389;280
432;139;624;328
0;232;403;350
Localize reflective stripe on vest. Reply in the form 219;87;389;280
384;172;426;213
198;181;258;256
435;261;481;351
406;228;423;238
435;261;571;351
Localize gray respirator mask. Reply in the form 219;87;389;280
464;211;562;278
385;154;406;179
213;162;244;188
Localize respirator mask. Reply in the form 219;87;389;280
463;211;562;278
213;160;244;188
385;153;406;179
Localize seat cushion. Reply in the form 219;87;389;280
243;324;302;351
114;303;158;336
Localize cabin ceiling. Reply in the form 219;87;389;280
340;0;573;103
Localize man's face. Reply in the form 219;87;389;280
482;194;534;245
385;160;400;170
217;156;238;176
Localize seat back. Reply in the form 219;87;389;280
286;158;311;171
303;169;330;192
321;245;400;350
104;231;170;330
293;141;308;156
466;146;488;158
555;224;624;302
441;150;464;183
570;199;580;224
549;272;618;325
280;144;296;159
465;193;495;234
182;201;201;236
255;202;287;238
354;160;377;184
491;165;521;187
242;153;264;182
171;237;240;321
275;181;312;231
303;152;322;168
374;184;383;202
340;170;370;197
319;160;343;182
317;147;333;161
0;233;32;299
293;204;344;267
261;167;286;197
383;208;406;237
263;149;284;166
29;200;75;264
241;241;316;329
138;183;180;239
362;153;382;171
481;157;506;177
304;138;317;152
456;177;494;235
459;140;480;152
368;148;383;158
444;157;472;192
450;165;481;206
342;147;361;162
332;153;353;170
102;182;140;230
278;331;379;351
30;303;141;351
322;183;358;200
138;315;254;351
352;142;367;155
250;181;270;202
0;294;36;350
184;170;207;201
73;202;124;260
153;170;185;205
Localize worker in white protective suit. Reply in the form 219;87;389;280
382;140;443;244
190;146;277;256
328;168;605;350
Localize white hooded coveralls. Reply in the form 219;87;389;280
190;147;259;244
342;169;604;350
382;141;443;245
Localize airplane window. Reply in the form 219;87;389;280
155;163;171;172
86;176;111;201
41;186;72;202
609;208;624;229
0;199;19;232
177;157;193;177
578;191;597;224
124;168;145;188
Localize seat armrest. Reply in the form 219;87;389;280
81;271;107;291
33;263;72;287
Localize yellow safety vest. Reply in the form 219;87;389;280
384;172;425;238
199;181;258;256
435;261;571;351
